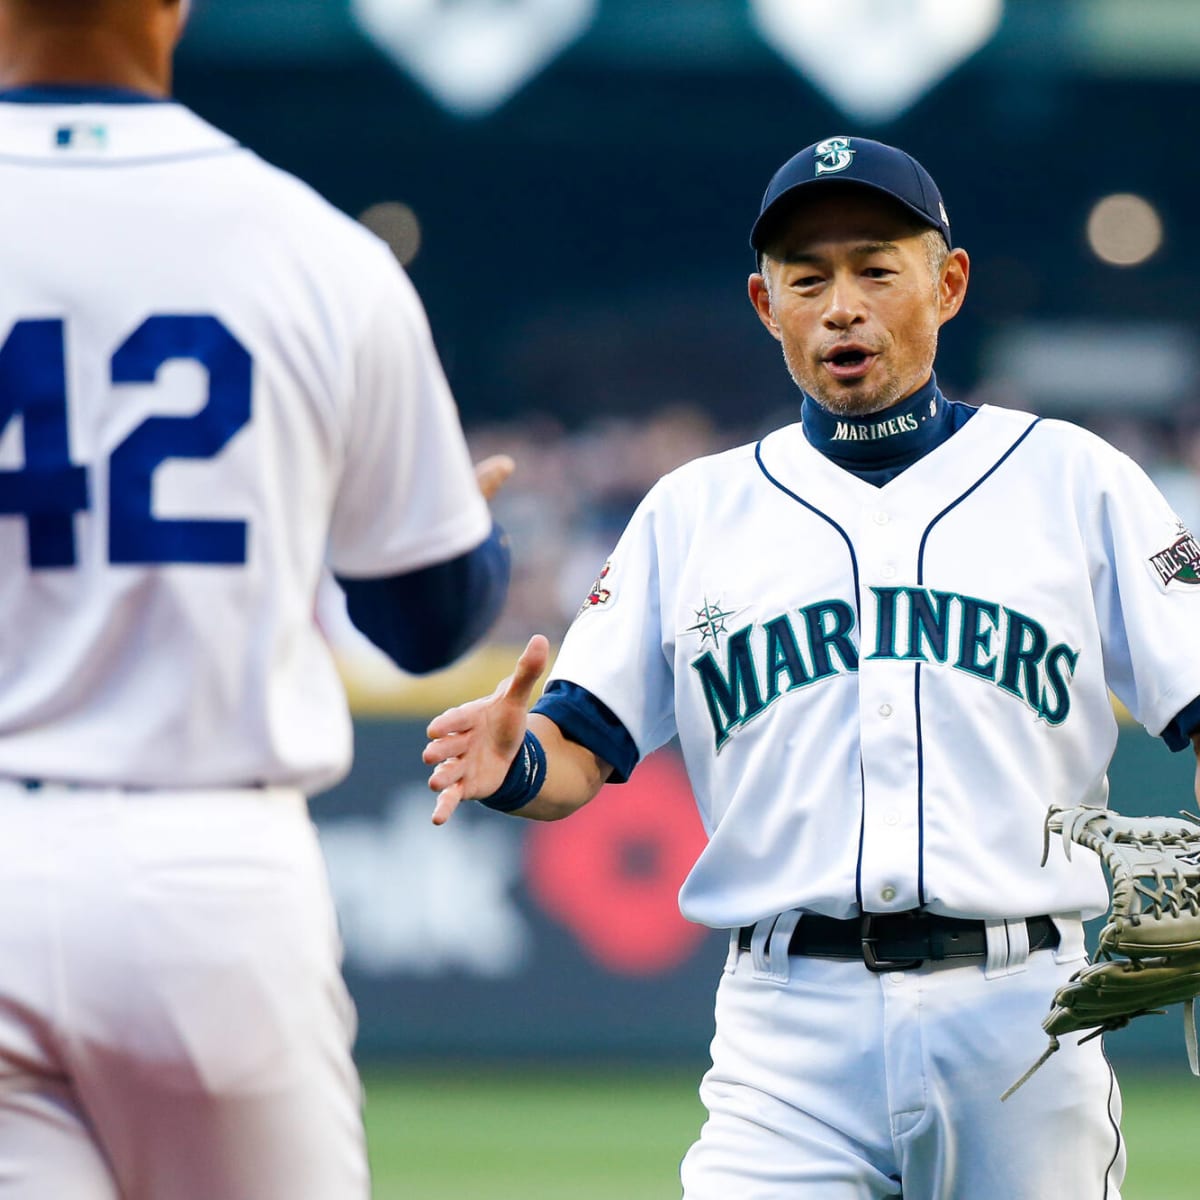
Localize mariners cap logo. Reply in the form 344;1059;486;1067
814;135;854;176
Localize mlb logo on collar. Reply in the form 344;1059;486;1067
55;123;108;151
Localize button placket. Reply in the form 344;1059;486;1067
856;505;921;914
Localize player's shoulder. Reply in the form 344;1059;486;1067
649;439;763;503
979;408;1163;508
587;441;757;542
133;103;400;291
662;438;761;484
1018;411;1142;471
227;150;399;281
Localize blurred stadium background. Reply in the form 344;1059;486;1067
178;1;1200;1194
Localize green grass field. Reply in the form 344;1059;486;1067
362;1066;1198;1198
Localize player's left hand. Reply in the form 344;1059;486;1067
474;454;515;502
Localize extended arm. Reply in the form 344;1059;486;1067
423;635;614;825
337;523;509;675
337;455;515;675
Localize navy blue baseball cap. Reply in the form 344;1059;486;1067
750;135;951;253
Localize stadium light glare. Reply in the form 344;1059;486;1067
749;0;1003;123
1087;193;1162;267
359;202;422;266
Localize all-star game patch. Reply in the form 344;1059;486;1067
579;560;614;613
1149;525;1200;588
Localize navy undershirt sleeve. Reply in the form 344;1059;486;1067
336;524;510;675
533;680;640;784
1161;695;1200;752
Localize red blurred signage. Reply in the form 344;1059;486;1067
525;750;709;975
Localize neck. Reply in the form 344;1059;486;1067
0;23;171;97
802;376;944;467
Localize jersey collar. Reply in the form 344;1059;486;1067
758;404;1041;521
801;375;946;470
0;97;236;164
0;85;168;105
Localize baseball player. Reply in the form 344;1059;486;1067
0;1;510;1197
425;135;1200;1197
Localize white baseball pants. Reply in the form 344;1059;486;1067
681;919;1124;1199
0;783;368;1199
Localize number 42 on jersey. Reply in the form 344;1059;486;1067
0;314;251;569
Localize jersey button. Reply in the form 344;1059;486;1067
881;564;897;580
879;703;893;718
880;885;897;902
884;811;900;826
873;511;890;526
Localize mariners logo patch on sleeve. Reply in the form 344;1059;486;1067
579;560;613;613
1148;524;1200;588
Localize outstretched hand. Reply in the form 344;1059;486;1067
423;634;550;825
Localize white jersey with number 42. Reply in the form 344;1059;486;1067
0;99;489;793
550;407;1200;930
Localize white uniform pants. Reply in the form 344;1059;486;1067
0;784;368;1200
681;922;1124;1199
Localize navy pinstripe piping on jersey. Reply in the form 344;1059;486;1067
1100;1041;1122;1198
754;439;870;908
912;417;1043;905
0;145;242;169
753;441;864;621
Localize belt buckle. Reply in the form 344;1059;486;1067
860;912;926;973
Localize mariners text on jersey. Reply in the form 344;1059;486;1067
832;413;920;441
692;588;1078;751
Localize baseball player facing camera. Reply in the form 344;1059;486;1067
0;1;511;1196
427;135;1200;1197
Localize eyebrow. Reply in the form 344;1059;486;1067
778;241;903;265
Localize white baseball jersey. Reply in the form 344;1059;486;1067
0;98;490;793
550;405;1200;929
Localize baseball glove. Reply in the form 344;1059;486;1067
1003;804;1200;1100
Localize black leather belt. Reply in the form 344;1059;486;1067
736;911;1060;972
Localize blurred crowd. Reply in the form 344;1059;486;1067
468;406;733;643
319;389;1200;683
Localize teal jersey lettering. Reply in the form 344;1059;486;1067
695;588;1080;750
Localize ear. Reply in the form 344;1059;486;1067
937;248;970;328
748;273;782;342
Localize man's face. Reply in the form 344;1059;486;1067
748;188;969;416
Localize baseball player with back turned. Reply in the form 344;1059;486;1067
426;135;1200;1197
0;1;512;1197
